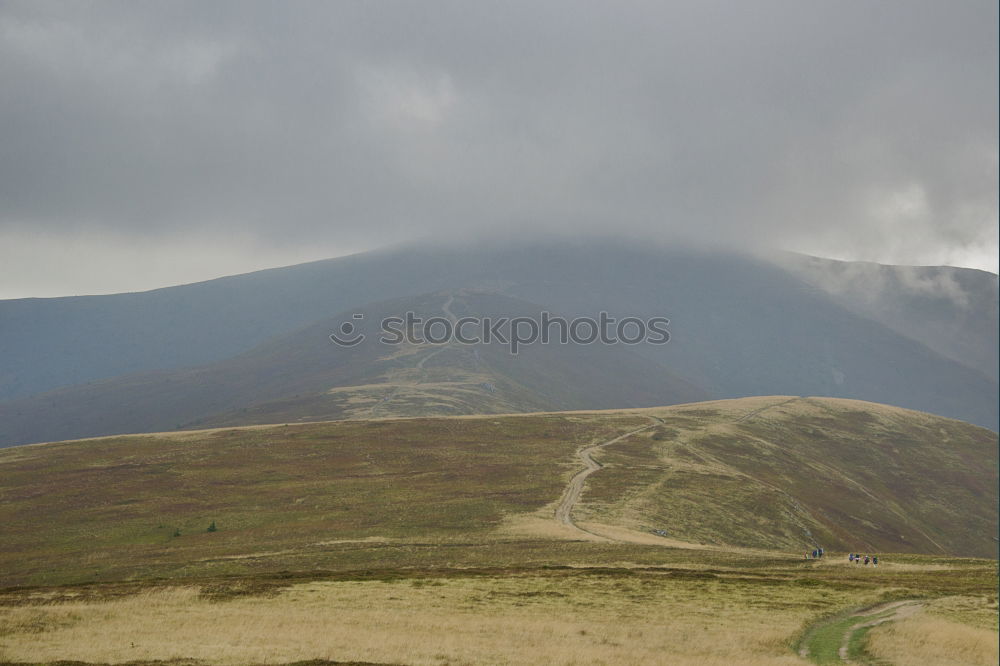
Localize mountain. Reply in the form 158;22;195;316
1;397;995;587
0;239;996;447
0;290;708;447
775;252;999;382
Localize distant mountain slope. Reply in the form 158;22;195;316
0;247;442;401
1;239;996;431
486;244;998;429
0;290;708;447
775;253;999;382
0;397;994;586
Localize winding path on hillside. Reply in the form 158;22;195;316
553;398;799;540
373;294;460;416
554;416;664;534
415;294;459;370
553;399;798;539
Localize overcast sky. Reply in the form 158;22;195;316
1;1;996;298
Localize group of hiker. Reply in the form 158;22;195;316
849;553;879;566
802;548;881;567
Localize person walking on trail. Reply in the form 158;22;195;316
818;547;824;558
873;556;878;567
849;553;854;562
864;555;870;565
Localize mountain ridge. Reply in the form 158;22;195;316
1;239;996;437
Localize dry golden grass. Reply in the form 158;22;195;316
865;609;999;666
0;574;861;666
922;595;1000;631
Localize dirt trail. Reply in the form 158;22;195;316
554;416;664;534
735;396;801;423
415;294;459;370
551;400;789;540
374;295;460;413
797;599;924;663
837;600;923;662
441;293;458;324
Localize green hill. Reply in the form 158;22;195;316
0;397;995;588
580;396;997;556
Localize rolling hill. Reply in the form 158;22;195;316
1;397;994;588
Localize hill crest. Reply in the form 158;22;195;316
1;396;995;587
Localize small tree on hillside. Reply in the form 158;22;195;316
207;521;217;533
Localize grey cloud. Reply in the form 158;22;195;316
0;0;996;284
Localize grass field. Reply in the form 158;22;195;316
0;397;996;664
865;596;999;666
0;557;995;665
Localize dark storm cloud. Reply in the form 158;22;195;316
0;0;996;296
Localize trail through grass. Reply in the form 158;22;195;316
797;599;924;664
552;415;663;535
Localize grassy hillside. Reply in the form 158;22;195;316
0;397;997;665
0;412;647;586
0;397;995;589
581;397;998;557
